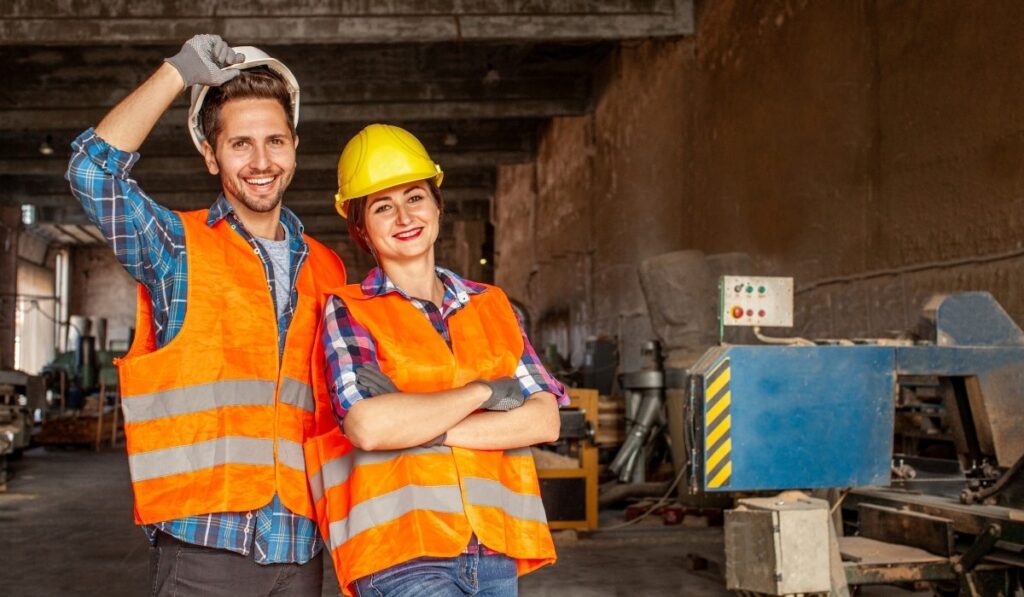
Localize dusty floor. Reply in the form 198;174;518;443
0;447;923;596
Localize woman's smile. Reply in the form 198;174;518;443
392;227;424;241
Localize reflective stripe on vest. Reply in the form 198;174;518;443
462;477;548;524
305;428;352;507
321;469;548;551
121;379;275;423
277;438;307;472
279;377;316;413
329;484;465;549
308;446;446;505
308;458;341;505
129;436;275;482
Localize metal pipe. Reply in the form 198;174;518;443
623;445;643;484
610;390;664;479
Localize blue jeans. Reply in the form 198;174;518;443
352;552;517;597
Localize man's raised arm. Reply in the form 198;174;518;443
96;36;242;151
65;35;243;283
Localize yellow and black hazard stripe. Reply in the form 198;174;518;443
704;357;732;489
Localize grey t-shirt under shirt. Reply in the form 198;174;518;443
257;225;291;319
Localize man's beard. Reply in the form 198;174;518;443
222;170;291;213
235;187;285;213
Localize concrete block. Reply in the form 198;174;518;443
725;495;832;595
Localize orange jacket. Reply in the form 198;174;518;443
305;282;556;595
117;209;346;524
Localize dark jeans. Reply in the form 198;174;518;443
150;533;323;597
352;552;517;597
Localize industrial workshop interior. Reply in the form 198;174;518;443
2;2;1023;596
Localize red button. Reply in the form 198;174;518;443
731;306;744;319
746;309;753;317
758;309;766;317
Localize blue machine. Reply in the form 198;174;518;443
687;292;1024;494
689;345;895;492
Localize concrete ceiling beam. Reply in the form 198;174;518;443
5;78;591;110
0;120;543;159
0;43;608;94
7;187;494;210
0;1;692;44
2;165;493;192
0;98;586;130
2;0;677;17
0;150;529;177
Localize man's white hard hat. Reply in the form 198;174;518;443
187;45;301;154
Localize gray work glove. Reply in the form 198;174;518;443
474;377;526;411
355;364;398;397
165;34;245;88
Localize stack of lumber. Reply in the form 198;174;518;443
597;394;625;447
36;411;120;447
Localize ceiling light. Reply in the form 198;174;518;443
21;204;36;226
479;258;488;266
38;135;54;156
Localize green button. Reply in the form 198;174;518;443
758;286;766;293
746;286;753;293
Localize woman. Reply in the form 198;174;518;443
307;124;565;597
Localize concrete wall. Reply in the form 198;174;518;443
494;0;1024;366
17;259;56;373
497;38;692;369
0;207;19;368
68;246;136;348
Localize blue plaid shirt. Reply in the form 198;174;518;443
66;128;321;564
322;266;568;421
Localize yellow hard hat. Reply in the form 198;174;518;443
334;124;444;218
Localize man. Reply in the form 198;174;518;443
65;34;346;595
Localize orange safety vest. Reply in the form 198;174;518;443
116;209;346;525
304;282;556;596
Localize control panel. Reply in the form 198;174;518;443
720;275;794;328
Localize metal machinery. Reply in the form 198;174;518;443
687;291;1024;595
610;341;666;484
40;315;126;413
0;369;45;490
